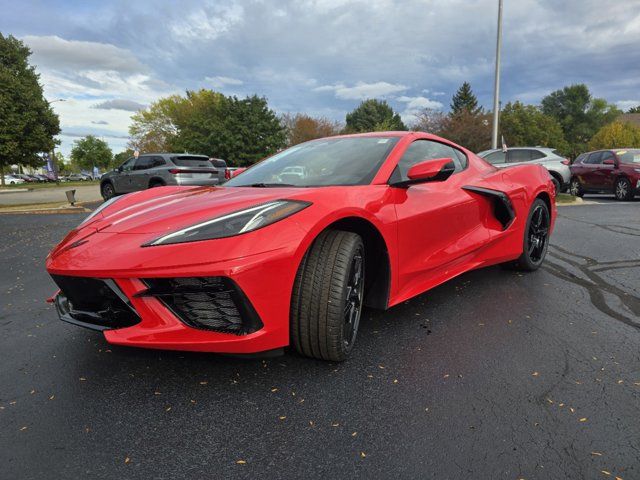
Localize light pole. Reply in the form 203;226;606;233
491;0;503;149
47;98;65;181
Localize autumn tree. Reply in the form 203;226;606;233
450;82;481;115
281;113;341;146
499;101;568;152
0;34;60;185
541;84;620;157
588;121;640;150
410;108;447;134
344;99;406;133
438;110;492;153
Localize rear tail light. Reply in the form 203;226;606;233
561;159;570;165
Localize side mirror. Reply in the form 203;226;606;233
392;158;455;187
116;166;123;172
603;158;615;165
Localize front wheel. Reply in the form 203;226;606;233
512;198;550;271
614;177;634;201
290;230;365;361
101;182;116;201
569;178;584;197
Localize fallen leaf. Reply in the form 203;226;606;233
124;457;131;464
30;389;35;394
271;388;278;392
360;452;366;458
79;377;86;381
165;406;171;412
352;432;357;437
199;381;208;386
279;416;286;420
601;471;611;476
332;422;340;427
443;374;450;379
393;379;399;384
579;417;588;422
532;372;540;377
591;452;603;456
236;460;246;465
49;395;55;400
19;426;27;431
569;407;576;413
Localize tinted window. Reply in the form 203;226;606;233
392;140;465;182
225;137;400;187
134;156;156;170
484;151;506;164
507;150;532;163
171;156;212;167
574;153;587;164
530;150;546;160
615;149;640;164
587;152;603;164
121;157;135;171
551;149;564;157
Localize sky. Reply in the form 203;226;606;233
2;0;640;157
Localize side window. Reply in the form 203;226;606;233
600;151;616;164
133;156;154;170
151;156;166;168
587;152;603;164
484;151;506;164
530;150;546;160
121;157;135;171
574;153;586;164
507;150;532;163
391;140;466;182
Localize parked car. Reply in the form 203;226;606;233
14;174;36;183
100;153;228;200
4;174;25;185
47;131;556;361
569;149;640;200
65;173;92;182
34;174;54;182
477;147;570;193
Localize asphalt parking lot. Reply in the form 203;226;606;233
1;196;639;480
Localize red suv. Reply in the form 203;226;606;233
569;149;640;200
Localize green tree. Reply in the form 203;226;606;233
499;101;568;152
344;99;406;133
112;149;134;170
172;91;286;166
588;121;640;150
438;110;492;153
450;82;480;115
541;84;621;157
0;34;60;185
128;95;187;152
70;136;113;171
627;105;640;114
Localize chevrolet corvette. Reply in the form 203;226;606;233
46;131;556;361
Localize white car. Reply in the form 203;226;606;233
4;174;25;185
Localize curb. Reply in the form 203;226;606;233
0;188;30;194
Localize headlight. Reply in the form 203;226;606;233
78;195;123;227
143;199;311;246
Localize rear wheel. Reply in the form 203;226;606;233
101;182;115;201
512;198;550;271
149;179;165;188
291;230;365;361
614;177;633;201
569;177;584;197
550;177;561;194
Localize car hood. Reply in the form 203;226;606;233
91;186;313;235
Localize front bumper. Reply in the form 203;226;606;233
46;229;304;353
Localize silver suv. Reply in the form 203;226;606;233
477;147;570;193
100;154;227;200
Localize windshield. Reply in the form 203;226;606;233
225;136;399;187
616;149;640;164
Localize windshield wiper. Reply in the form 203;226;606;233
239;183;298;188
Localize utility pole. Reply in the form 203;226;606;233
491;0;503;149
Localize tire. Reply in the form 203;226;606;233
512;198;550;271
149;180;165;188
550;177;561;194
101;182;116;201
614;177;634;201
291;230;365;361
569;177;584;197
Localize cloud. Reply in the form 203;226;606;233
171;4;244;42
92;99;147;112
396;96;444;124
616;100;640;112
315;81;407;100
205;76;244;88
23;35;145;73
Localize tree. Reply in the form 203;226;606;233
410;108;447;133
281;113;341;146
0;34;60;185
344;99;406;133
70;136;113;171
450;82;480;115
112;149;134;170
499;101;568;152
541;84;621;157
627;106;640;114
172;91;286;166
128;95;187;152
438;110;493;153
588;121;640;150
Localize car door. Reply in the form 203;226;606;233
596;150;617;191
581;152;603;189
391;139;491;294
113;157;136;192
131;156;155;190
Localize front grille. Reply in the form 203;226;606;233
50;275;140;330
139;277;263;335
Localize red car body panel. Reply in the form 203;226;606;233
46;132;556;353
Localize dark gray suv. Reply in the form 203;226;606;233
100;154;227;200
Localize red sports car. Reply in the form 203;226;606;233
46;132;556;361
